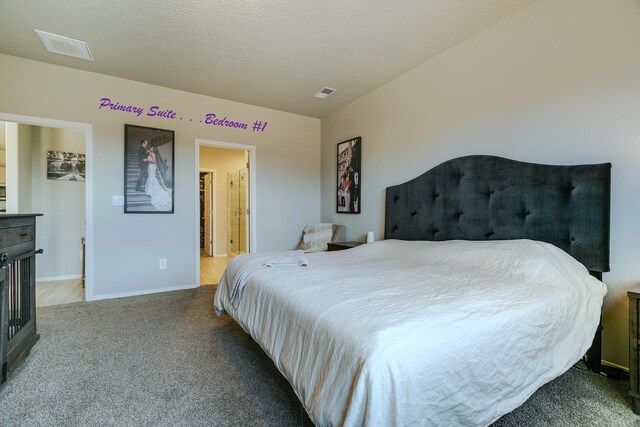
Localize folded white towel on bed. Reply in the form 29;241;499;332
225;250;308;309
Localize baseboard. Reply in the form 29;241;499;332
590;360;630;381
37;274;82;282
602;359;629;373
87;283;198;302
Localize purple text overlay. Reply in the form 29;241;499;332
98;98;268;132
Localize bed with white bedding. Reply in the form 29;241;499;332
214;155;612;426
214;239;606;426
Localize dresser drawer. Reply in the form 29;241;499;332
3;241;36;261
0;216;36;229
0;225;35;248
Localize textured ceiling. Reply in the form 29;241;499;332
0;0;536;118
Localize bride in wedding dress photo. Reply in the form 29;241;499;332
145;146;173;211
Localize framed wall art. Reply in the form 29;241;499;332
336;136;361;214
124;124;175;214
47;151;86;181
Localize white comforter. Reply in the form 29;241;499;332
214;239;607;426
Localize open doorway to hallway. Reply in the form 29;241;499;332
198;143;252;285
1;119;89;306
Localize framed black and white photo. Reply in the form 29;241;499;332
47;151;86;181
124;124;175;214
336;136;361;214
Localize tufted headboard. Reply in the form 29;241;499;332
384;155;611;272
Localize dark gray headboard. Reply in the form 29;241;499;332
384;155;611;272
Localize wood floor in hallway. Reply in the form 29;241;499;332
36;279;85;307
200;254;232;285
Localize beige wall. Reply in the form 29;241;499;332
5;122;19;213
17;124;33;213
199;146;246;255
28;126;86;280
0;53;321;300
0;156;5;182
321;0;640;368
0;121;5;182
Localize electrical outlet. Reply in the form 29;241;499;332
159;258;167;269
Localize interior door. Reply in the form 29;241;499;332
244;151;251;253
203;173;213;257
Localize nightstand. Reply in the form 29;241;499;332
327;241;363;251
628;287;640;414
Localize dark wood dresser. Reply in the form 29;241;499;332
0;214;42;383
327;241;363;251
629;286;640;413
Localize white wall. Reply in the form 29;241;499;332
321;0;640;368
29;126;86;280
0;53;321;301
199;146;246;255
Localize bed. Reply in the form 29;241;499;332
214;155;611;426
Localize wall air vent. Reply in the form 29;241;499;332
34;30;93;61
313;87;336;99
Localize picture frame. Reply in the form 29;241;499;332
336;136;361;214
124;124;175;214
47;151;86;181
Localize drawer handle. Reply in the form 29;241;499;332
19;233;29;237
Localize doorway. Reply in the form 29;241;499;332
0;112;93;303
200;169;217;257
196;139;256;286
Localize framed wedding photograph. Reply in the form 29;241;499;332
124;124;175;214
336;136;361;214
47;151;86;181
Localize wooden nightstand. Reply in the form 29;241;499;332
327;241;363;251
629;287;640;414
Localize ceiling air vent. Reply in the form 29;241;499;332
313;87;336;99
34;30;93;61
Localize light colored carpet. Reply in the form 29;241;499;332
0;287;636;426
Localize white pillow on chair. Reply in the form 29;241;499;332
300;223;343;252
